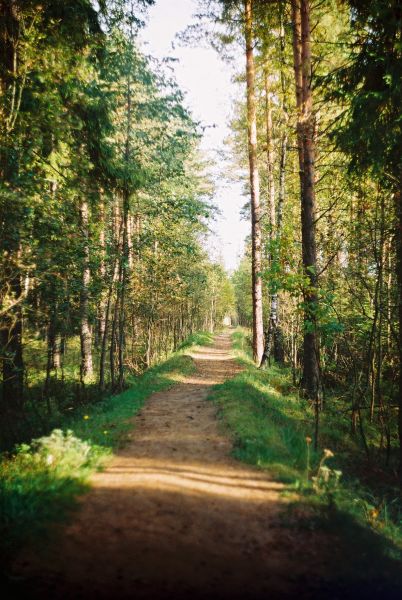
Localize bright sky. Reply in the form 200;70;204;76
139;0;249;272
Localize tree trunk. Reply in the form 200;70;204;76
79;198;93;381
264;71;276;366
98;194;107;344
274;130;287;364
146;319;152;368
116;5;135;390
110;297;119;390
260;16;288;368
46;305;61;372
395;168;402;484
99;204;123;391
244;0;264;364
260;129;288;368
1;271;24;414
117;189;129;391
265;71;276;234
291;0;322;408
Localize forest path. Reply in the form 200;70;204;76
12;333;370;599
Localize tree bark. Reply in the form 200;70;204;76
245;0;264;364
260;130;287;367
99;200;123;391
395;168;402;484
265;71;276;234
260;11;287;368
79;198;93;381
46;304;61;372
98;194;107;344
116;4;135;390
1;269;24;413
117;189;129;391
273;130;287;364
291;0;322;407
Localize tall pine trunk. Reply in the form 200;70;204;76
98;194;107;344
395;168;402;483
79;198;93;381
273;130;287;364
260;71;276;367
244;0;264;364
265;71;276;235
291;0;321;413
117;189;129;391
260;130;287;367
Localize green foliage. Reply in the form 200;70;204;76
177;331;214;350
211;355;315;483
17;429;100;474
231;257;252;327
0;435;91;560
210;329;402;554
327;1;402;179
0;332;199;562
0;0;229;447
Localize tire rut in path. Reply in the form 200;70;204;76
13;333;337;599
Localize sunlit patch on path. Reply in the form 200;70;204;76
93;458;284;499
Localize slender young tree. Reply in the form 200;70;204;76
260;2;287;367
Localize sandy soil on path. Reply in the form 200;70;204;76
9;333;400;599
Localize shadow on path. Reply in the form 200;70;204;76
6;333;402;599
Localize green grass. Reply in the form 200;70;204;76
0;339;198;565
64;351;195;450
177;330;214;350
2;332;215;452
209;327;402;562
213;328;315;483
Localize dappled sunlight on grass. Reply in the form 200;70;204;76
0;340;199;564
210;328;402;560
210;370;313;483
5;330;402;598
177;331;214;351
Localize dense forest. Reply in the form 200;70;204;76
0;0;233;449
2;0;402;595
1;0;402;506
218;0;402;484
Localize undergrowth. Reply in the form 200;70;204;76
210;328;402;563
1;332;214;452
0;338;199;565
177;330;214;350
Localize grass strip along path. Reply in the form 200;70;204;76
3;330;402;599
215;330;402;544
1;333;211;568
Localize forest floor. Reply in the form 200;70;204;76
6;332;402;599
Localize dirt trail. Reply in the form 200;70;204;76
10;333;400;599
